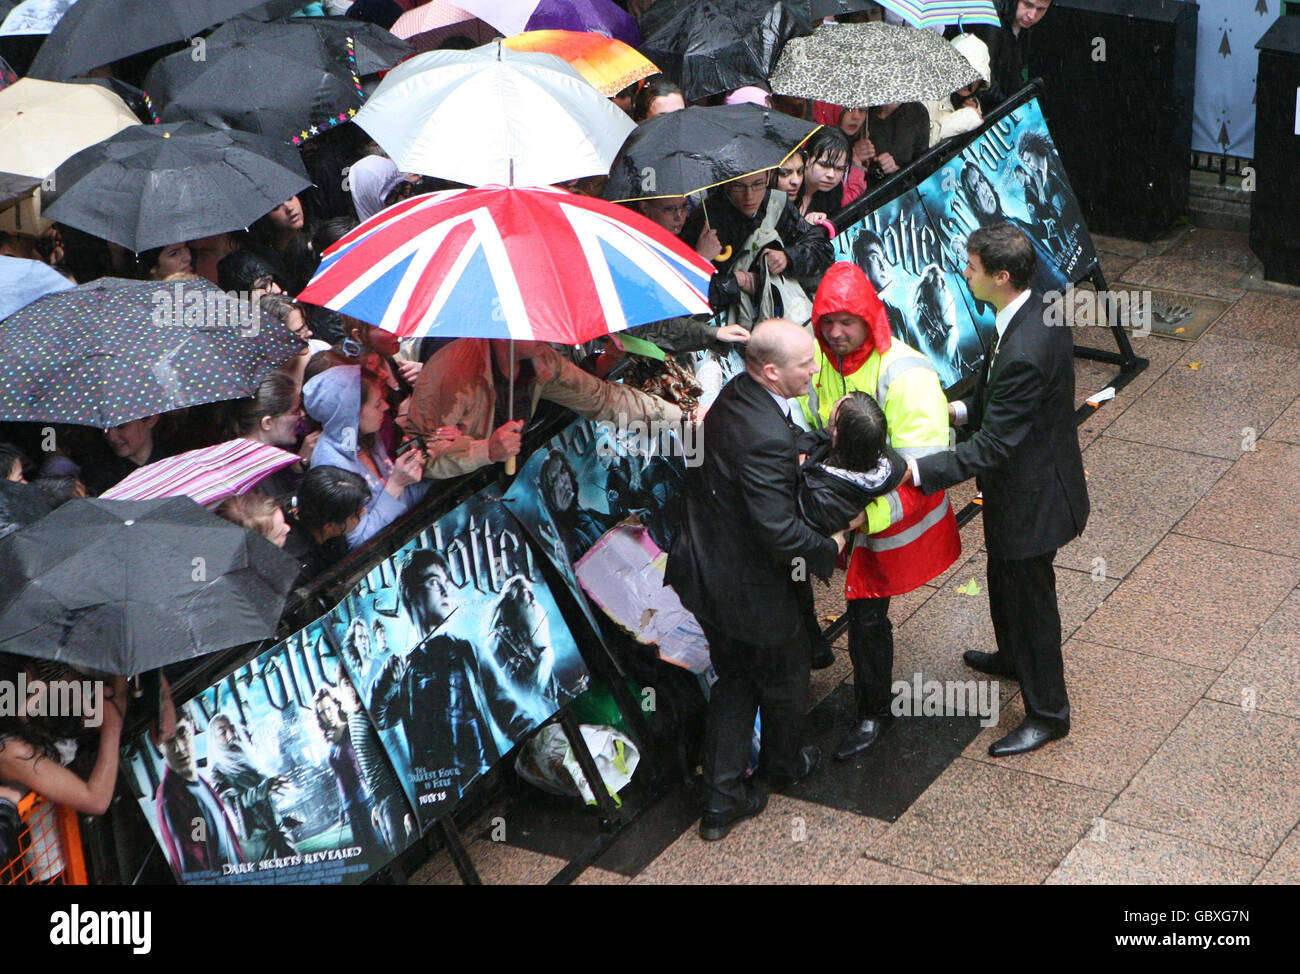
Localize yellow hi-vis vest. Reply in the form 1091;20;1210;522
797;338;951;535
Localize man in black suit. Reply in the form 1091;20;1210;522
902;222;1088;756
667;319;853;839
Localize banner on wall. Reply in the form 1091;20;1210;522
1183;0;1274;158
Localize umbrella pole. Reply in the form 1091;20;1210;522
505;342;517;476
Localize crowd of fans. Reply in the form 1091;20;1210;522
0;0;1038;576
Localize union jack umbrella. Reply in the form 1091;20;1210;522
298;185;715;345
101;439;300;508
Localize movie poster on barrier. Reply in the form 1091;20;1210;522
915;98;1096;308
834;188;990;390
688;342;747;410
503;417;689;593
123;619;416;885
324;488;590;829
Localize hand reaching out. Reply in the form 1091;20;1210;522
387;448;424;493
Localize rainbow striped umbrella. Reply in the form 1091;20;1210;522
873;0;1000;30
298;185;713;344
503;29;657;96
101;439;300;507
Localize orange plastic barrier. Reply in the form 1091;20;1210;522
0;792;87;885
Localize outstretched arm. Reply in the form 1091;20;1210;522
914;354;1045;493
0;677;128;816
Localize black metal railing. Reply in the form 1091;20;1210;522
1190;151;1253;188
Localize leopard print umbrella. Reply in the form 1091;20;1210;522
770;21;981;106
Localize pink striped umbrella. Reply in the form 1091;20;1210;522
101;439;299;507
390;0;498;53
391;0;475;34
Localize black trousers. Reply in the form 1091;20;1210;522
847;596;894;719
699;619;808;812
986;550;1070;728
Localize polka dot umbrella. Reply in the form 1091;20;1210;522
0;277;305;428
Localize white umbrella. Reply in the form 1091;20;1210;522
0;78;138;179
354;39;634;188
0;0;76;37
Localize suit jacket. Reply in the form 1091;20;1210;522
666;372;838;647
915;291;1088;560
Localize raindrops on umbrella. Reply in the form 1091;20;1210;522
0;277;304;428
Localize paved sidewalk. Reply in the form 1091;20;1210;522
416;227;1300;885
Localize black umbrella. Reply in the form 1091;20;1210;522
0;277;305;428
28;0;286;81
277;15;414;76
67;76;153;124
637;0;814;102
604;103;819;202
43;122;311;253
0;496;298;675
0;171;39;232
0;480;51;542
143;17;365;146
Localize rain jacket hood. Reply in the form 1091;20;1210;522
304;365;362;460
810;261;893;375
950;32;991;83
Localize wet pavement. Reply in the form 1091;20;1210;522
414;227;1300;885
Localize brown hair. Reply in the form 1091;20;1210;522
214;492;282;541
228;371;300;438
967;223;1037;291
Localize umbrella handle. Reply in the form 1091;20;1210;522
505;342;517;476
700;198;731;261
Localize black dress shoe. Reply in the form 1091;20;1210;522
833;716;891;761
988;718;1069;757
766;745;822;792
810;640;836;670
699;787;769;841
963;650;1017;678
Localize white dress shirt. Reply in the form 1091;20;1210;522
909;289;1031;485
767;388;792;418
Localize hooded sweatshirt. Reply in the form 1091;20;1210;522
304;366;428;549
350;155;407;223
923;34;991;146
810;260;895;379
